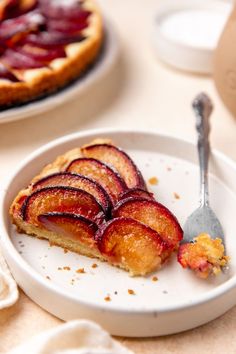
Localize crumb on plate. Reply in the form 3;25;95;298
76;268;85;274
148;177;159;185
128;289;135;295
104;295;111;302
63;266;71;271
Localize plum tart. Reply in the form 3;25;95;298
0;0;103;108
10;139;183;276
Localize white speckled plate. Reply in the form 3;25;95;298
0;129;236;337
0;22;119;124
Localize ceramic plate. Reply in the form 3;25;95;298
0;129;236;337
0;23;119;124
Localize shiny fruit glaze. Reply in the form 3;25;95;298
0;0;91;80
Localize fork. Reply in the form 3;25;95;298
183;93;225;245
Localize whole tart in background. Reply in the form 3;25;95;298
0;0;103;108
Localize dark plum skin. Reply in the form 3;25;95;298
38;212;98;248
66;158;127;205
81;144;147;190
118;188;154;202
96;217;168;275
112;197;183;249
32;172;112;215
22;186;105;226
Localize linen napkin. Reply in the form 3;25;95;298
0;251;18;309
8;320;134;354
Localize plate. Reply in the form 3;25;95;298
0;23;119;124
0;129;236;337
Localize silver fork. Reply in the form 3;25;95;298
183;93;225;245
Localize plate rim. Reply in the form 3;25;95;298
0;21;119;124
1;127;236;316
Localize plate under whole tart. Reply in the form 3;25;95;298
0;0;103;108
0;129;236;337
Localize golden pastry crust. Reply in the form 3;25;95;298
0;0;103;107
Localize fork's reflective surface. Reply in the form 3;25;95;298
183;93;225;245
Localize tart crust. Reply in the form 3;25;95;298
0;0;103;107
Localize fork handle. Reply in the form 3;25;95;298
192;93;213;207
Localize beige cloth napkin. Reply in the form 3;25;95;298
8;320;134;354
0;252;18;309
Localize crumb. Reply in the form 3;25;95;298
42;266;45;270
46;276;51;280
19;240;22;244
167;167;172;171
152;276;158;282
128;289;135;295
76;268;85;274
64;249;68;254
19;251;23;254
104;296;111;302
148;177;159;185
178;233;229;279
20;244;24;248
163;290;168;294
58;267;62;270
174;192;180;199
114;291;118;295
91;263;98;268
63;266;71;271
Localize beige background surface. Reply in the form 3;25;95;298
0;1;236;353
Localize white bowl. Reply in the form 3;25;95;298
152;0;232;74
0;128;236;337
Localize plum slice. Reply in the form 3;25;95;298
38;212;98;250
32;172;112;214
2;48;47;69
0;62;20;82
66;158;127;204
21;31;85;48
113;198;183;249
96;217;168;276
15;45;66;62
40;1;90;21
47;17;89;34
0;10;45;40
81;144;146;190
119;188;154;202
22;186;105;226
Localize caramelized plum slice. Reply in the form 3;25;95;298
22;186;105;226
32;172;112;214
66;158;127;204
15;45;66;62
40;1;90;21
96;217;167;276
47;18;88;34
119;188;154;202
81;144;146;190
22;31;85;48
0;62;20;82
113;198;183;249
0;10;45;40
38;212;98;249
2;48;46;69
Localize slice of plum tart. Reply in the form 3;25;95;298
0;0;103;108
10;139;183;276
